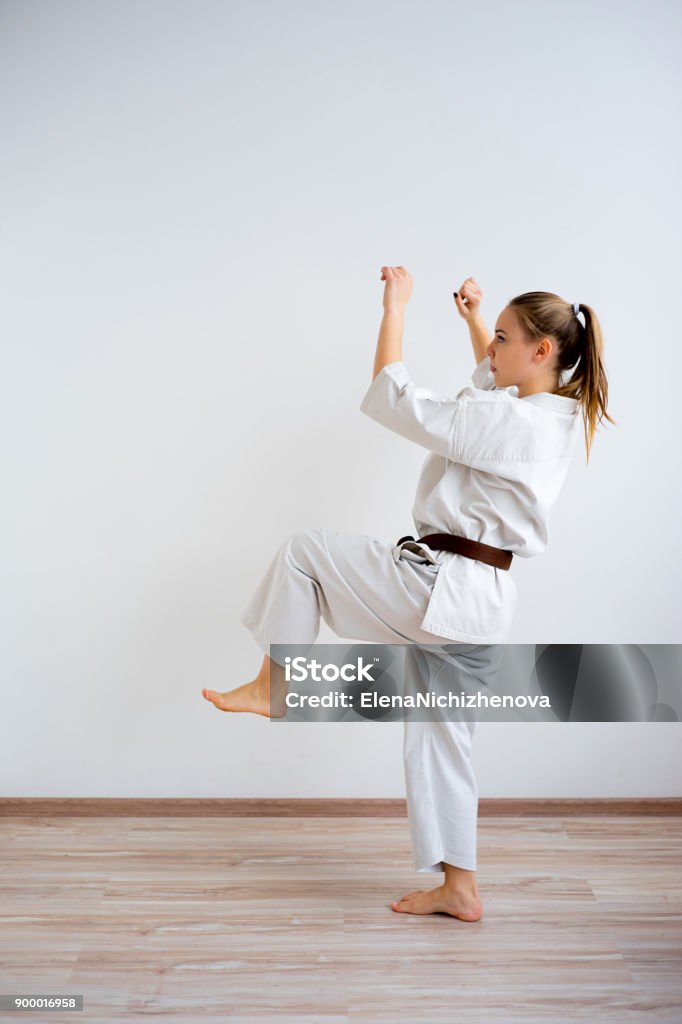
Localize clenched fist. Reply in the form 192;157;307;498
380;266;413;313
453;277;483;321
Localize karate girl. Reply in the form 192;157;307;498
202;268;614;922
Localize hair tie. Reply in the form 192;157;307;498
573;302;580;317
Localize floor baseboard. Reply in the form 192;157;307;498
1;797;681;816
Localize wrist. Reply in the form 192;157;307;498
382;305;405;318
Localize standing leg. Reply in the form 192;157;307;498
391;717;483;921
403;717;479;874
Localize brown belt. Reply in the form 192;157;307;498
397;532;513;571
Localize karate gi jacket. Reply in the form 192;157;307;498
359;354;582;643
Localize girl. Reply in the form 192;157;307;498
202;268;614;922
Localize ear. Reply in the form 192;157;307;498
536;336;554;361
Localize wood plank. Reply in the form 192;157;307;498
1;797;681;816
1;815;681;1021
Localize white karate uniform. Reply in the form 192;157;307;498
359;354;582;643
239;354;581;874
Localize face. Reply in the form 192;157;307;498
486;307;555;390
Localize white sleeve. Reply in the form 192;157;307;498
359;361;462;459
471;354;496;391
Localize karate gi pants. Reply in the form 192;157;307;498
239;526;481;874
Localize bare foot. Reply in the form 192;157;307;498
390;884;482;921
201;678;287;719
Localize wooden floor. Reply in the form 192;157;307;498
1;815;681;1022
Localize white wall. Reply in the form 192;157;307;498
2;0;680;798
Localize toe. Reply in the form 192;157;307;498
396;889;421;902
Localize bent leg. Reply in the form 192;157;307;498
239;526;447;662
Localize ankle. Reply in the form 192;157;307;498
444;881;479;897
442;868;478;897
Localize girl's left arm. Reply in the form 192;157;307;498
372;308;404;381
371;266;412;379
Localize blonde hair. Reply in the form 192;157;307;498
507;291;617;464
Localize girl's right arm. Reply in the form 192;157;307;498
453;276;493;364
466;313;494;365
